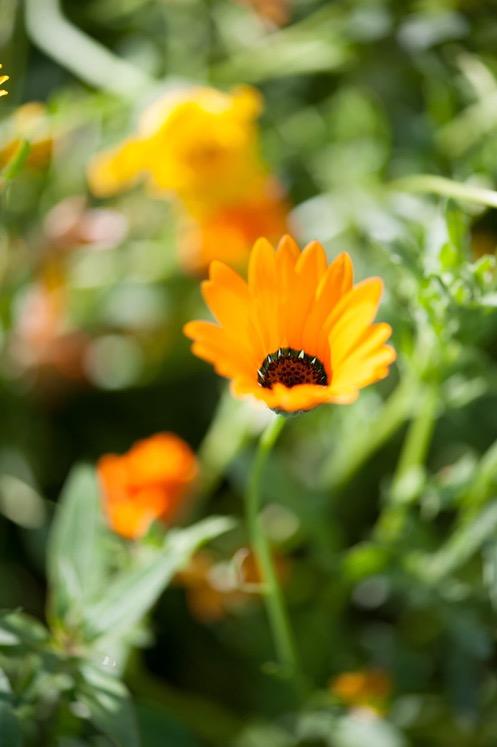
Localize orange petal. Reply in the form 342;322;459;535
328;278;384;366
248;238;282;354
302;251;354;360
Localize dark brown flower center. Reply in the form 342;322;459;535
258;348;328;389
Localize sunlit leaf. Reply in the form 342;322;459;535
47;465;105;626
77;663;139;747
84;516;235;639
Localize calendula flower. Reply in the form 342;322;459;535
184;235;396;413
330;669;392;714
179;179;289;272
0;65;9;97
88;86;265;212
97;433;198;540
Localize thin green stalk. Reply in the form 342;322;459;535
1;140;31;182
461;438;497;516
24;0;154;97
391;174;497;209
390;384;438;500
246;414;300;685
376;384;438;542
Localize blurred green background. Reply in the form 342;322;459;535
3;0;497;745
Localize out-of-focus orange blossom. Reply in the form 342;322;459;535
88;85;290;272
176;548;289;623
97;433;198;540
179;179;290;273
43;196;128;252
9;263;88;386
330;669;392;715
238;0;290;27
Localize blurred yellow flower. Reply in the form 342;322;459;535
88;85;265;212
330;669;392;714
0;102;53;169
0;65;9;97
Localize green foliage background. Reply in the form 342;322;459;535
2;0;497;745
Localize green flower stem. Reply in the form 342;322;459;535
391;173;497;209
390;383;438;498
1;140;31;182
246;414;300;685
461;438;497;517
25;0;154;98
376;383;438;542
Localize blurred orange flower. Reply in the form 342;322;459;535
10;264;88;385
176;547;288;623
97;433;198;540
185;235;396;413
0;65;9;98
239;0;290;27
179;179;289;273
330;669;392;714
0;103;53;169
44;196;128;252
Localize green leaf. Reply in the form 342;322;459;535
47;465;105;625
0;669;11;697
0;611;48;649
77;664;139;747
444;200;468;252
335;713;406;747
417;502;497;582
84;516;234;640
0;702;22;747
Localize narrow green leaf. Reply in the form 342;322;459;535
444;199;468;251
84;516;234;639
0;140;31;181
0;611;48;649
78;664;139;747
418;502;497;581
47;465;104;624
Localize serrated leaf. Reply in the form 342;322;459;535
47;465;105;625
77;664;139;747
84;516;234;640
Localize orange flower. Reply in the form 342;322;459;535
330;669;392;713
97;433;198;540
176;547;288;623
179;178;289;273
184;235;396;413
